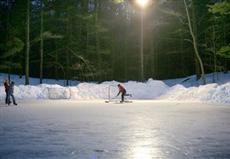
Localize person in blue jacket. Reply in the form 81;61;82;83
7;81;17;105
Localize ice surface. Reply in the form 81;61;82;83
0;101;230;159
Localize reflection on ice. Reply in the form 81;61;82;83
132;140;163;159
128;119;164;159
133;146;152;159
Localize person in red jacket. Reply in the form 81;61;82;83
116;84;127;103
3;79;10;104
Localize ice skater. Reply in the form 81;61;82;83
4;79;11;104
116;84;132;103
7;81;17;105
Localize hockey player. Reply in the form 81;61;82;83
116;84;126;103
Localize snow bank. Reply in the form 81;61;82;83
1;79;230;104
1;72;230;104
160;82;230;104
0;79;169;101
124;79;169;99
0;84;69;100
164;71;230;87
70;79;169;100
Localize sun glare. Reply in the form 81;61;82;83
135;0;150;8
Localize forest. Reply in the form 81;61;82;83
0;0;230;85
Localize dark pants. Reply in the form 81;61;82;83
7;93;16;105
121;90;126;102
5;91;8;104
5;91;11;104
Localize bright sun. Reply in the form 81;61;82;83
135;0;150;8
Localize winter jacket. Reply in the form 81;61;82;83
118;85;126;93
4;82;10;93
9;83;14;94
117;85;126;96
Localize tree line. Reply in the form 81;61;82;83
0;0;230;85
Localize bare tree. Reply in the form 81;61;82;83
184;0;206;84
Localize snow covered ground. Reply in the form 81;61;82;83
0;101;230;159
0;73;80;86
0;72;230;104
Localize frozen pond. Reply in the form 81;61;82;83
0;100;230;159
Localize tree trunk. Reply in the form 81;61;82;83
140;10;144;81
191;1;201;80
66;49;69;86
6;0;10;82
25;0;30;85
95;0;101;81
184;0;206;84
40;0;44;84
55;41;58;80
212;24;217;82
8;68;11;82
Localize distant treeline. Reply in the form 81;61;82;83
0;0;230;84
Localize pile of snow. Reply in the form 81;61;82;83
0;79;169;101
160;82;230;104
0;84;70;100
1;72;230;104
164;71;230;87
70;79;169;100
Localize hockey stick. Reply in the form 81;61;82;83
105;96;117;103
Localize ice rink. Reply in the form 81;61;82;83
0;100;230;159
